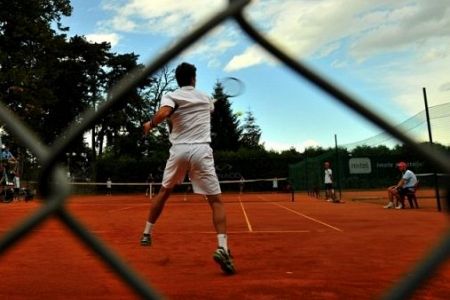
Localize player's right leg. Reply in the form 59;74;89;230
213;246;235;275
189;144;235;274
207;194;235;274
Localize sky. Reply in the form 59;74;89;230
60;0;450;152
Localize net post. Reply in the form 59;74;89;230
423;87;442;211
291;184;295;202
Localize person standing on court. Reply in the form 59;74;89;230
324;161;336;202
384;161;417;209
145;173;154;196
140;62;235;274
239;175;245;194
272;177;278;192
106;177;112;196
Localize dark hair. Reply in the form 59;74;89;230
175;62;196;87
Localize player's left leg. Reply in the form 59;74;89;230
190;144;235;274
141;144;189;246
140;186;172;246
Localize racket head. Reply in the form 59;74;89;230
220;77;245;98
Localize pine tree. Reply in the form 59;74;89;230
240;109;262;149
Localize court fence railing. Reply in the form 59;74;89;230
1;1;449;299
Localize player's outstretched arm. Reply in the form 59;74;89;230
143;106;174;135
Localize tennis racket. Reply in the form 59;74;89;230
212;77;245;103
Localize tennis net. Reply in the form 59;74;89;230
67;177;294;203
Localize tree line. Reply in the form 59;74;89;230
0;0;269;182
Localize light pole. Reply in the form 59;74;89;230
66;152;76;180
66;152;70;179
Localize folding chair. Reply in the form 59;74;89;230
405;180;419;208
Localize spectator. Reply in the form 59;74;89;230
239;175;245;194
1;144;17;164
13;172;20;200
272;177;278;192
1;144;18;176
384;161;418;209
324;161;336;202
106;178;112;196
146;173;155;197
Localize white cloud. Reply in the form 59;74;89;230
349;2;450;62
96;0;450;116
97;1;450;69
225;1;450;69
440;82;450;92
99;0;232;67
181;26;238;60
224;45;273;72
101;0;227;35
106;16;137;32
85;33;120;47
242;1;450;115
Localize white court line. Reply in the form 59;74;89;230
108;206;138;212
270;201;343;232
238;195;253;232
166;230;312;234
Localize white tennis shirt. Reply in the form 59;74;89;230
160;86;213;144
324;169;333;184
402;169;417;188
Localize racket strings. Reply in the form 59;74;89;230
222;77;244;98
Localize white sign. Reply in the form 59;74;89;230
349;157;372;174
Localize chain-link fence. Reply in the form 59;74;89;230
343;102;450;150
1;1;449;299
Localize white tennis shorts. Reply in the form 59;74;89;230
162;143;221;195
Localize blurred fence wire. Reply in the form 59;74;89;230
0;0;449;299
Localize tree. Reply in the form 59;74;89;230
64;36;111;161
140;66;176;154
0;0;74;145
210;81;242;151
96;53;153;158
351;145;392;157
240;109;262;149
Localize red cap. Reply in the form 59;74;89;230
397;161;407;168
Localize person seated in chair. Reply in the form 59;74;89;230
384;161;417;209
1;144;17;165
1;145;18;177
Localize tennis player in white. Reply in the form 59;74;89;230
140;62;235;274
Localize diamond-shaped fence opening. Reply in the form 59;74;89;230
0;1;449;299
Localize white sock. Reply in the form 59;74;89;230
217;234;228;251
144;221;153;234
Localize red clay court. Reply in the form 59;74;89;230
1;190;449;299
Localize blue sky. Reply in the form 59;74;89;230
61;0;450;151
